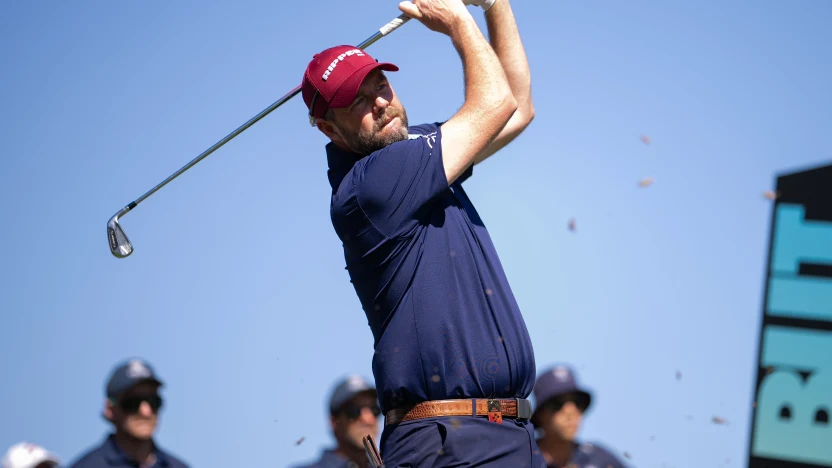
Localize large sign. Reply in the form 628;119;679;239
749;163;832;468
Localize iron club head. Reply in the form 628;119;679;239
107;209;133;258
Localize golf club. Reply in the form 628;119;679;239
107;13;411;258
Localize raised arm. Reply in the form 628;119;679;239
399;0;517;184
473;0;535;165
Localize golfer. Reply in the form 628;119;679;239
302;0;538;464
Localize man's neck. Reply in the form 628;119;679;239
113;431;156;466
335;444;369;468
537;436;575;467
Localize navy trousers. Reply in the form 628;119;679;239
380;416;547;467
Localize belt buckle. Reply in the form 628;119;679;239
487;399;503;424
516;398;532;420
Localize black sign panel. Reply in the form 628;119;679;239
748;163;832;468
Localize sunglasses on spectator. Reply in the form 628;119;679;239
340;404;381;420
115;395;164;413
544;393;589;413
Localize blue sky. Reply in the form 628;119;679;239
1;0;831;467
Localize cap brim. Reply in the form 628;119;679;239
330;388;378;414
133;377;164;391
328;62;399;109
531;390;592;425
30;453;61;467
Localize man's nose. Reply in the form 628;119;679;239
359;407;378;424
139;401;154;416
373;95;390;113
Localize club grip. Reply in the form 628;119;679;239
380;14;410;36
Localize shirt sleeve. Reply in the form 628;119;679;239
353;124;448;237
434;120;473;185
456;162;474;184
596;448;628;468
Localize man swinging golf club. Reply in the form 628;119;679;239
303;0;539;464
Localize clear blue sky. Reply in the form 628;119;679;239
1;0;831;466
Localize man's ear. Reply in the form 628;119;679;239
103;398;115;422
316;118;343;144
331;413;344;431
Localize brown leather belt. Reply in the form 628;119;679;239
385;398;533;426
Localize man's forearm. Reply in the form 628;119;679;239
437;12;517;183
451;15;514;117
484;0;533;114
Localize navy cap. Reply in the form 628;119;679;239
532;365;592;422
329;375;377;415
105;358;164;399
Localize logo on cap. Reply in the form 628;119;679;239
553;366;570;381
321;49;365;82
127;360;151;379
345;375;366;391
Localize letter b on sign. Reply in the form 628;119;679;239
752;326;832;465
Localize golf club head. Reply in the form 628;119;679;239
107;211;133;258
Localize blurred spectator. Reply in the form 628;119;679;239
533;365;627;468
292;375;380;468
68;358;189;468
2;442;60;468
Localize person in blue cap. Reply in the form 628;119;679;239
532;365;627;468
68;358;189;468
292;375;381;468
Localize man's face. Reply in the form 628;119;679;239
325;69;409;156
110;382;162;440
331;393;380;451
540;392;589;442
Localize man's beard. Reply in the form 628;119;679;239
340;107;409;156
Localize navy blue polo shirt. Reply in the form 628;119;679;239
68;434;189;468
290;449;359;468
542;441;627;468
326;121;536;414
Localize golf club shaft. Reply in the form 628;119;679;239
117;13;411;217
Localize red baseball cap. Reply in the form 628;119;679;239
302;45;398;122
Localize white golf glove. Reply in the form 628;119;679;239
464;0;497;12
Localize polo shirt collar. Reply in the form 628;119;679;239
326;142;363;191
103;434;169;467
